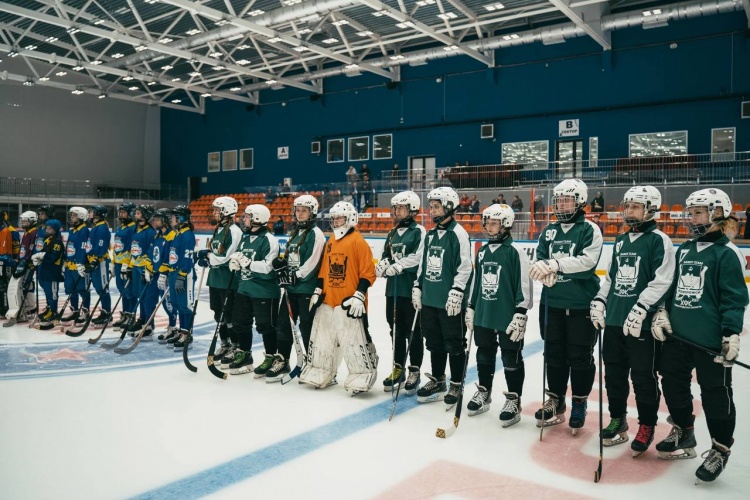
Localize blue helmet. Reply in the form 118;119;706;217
45;219;63;233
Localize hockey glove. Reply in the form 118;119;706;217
650;308;672;341
143;269;153;284
445;288;464;317
271;257;287;271
542;273;558;288
76;264;87;278
385;262;404;277
31;252;45;266
529;259;560;281
175;273;186;294
277;269;297;288
623;302;648;338
309;287;324;312
589;298;606;330
342;291;366;319
85;258;100;273
120;265;132;282
157;274;167;291
411;286;422;311
506;312;528;342
715;334;740;366
375;258;391;278
229;253;251;272
196;249;210;268
465;307;475;332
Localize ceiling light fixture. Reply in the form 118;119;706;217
72;65;84;71
186;29;202;35
396;22;415;29
25;44;38;50
171;99;181;103
267;37;283;43
236;44;251;49
248;9;265;16
129;86;139;90
158;37;173;44
135;45;148;52
331;20;349;26
39;76;50;81
230;87;241;92
55;71;67;76
356;31;373;37
71;88;84;95
297;28;312;35
161;64;173;70
484;2;505;11
45;36;58;43
213;65;226;70
189;71;202;77
322;38;338;44
236;59;250;65
123;76;134;81
200;92;212;97
437;13;457;20
111;53;124;58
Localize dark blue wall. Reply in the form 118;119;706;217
161;11;750;195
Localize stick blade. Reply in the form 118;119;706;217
280;366;301;385
435;417;460;439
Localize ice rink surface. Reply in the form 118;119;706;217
1;275;749;499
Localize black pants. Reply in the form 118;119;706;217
386;296;424;368
474;325;524;395
209;287;235;343
421;305;466;383
275;291;315;360
232;293;279;353
660;337;736;446
603;326;661;425
539;305;596;398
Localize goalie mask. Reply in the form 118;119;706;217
621;185;661;228
391;191;420;225
329;201;358;240
427;187;459;225
482;204;514;242
210;196;238;225
684;188;732;236
552;179;588;223
293;195;319;229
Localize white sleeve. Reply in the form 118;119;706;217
452;225;473;291
557;221;603;275
636;231;675;309
296;228;326;279
250;233;279;274
595;238;615;302
208;225;243;266
395;225;426;270
514;244;533;310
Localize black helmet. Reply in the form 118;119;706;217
172;205;191;225
118;203;136;221
38;205;56;218
135;204;154;223
150;208;172;226
89;205;109;219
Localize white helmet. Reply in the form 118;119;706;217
20;211;38;228
685;188;732;236
243;204;271;227
68;206;88;223
552;179;588;223
329;201;358;240
391;191;420;224
427;187;459;224
293;195;319;228
212;196;238;218
482;204;514;241
622;185;661;227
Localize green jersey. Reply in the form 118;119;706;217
416;219;473;309
666;231;748;351
206;223;243;290
469;236;533;331
236;228;281;299
596;220;674;329
285;226;326;295
383;221;426;299
536;213;602;309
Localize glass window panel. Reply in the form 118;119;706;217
589;137;598;168
501;140;549;169
712;128;735;162
240;148;254;170
327;139;344;163
207;152;220;173
629;131;687;157
222;150;237;171
373;134;392;160
348;136;369;161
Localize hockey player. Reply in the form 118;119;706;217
3;211;38;326
300;201;378;394
465;204;532;426
651;188;747;484
148;208;177;342
112;203;137;331
166;206;196;350
590;186;673;455
226;204;280;375
0;211;21;318
30;219;64;327
412;187;473;405
198;197;243;365
529;178;602;433
268;194;326;381
61;207;91;325
33;205;55;255
84;205;112;326
375;191;425;394
125;205;157;336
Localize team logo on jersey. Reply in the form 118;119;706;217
327;253;348;287
19;247;26;259
131;242;142;257
480;261;502;301
614;255;641;297
152;246;161;264
675;262;707;309
240;249;256;280
84;241;92;253
390;243;405;261
425;246;445;282
114;237;124;253
550;242;575;284
288;243;301;270
169;247;179;266
35;239;44;252
66;241;76;257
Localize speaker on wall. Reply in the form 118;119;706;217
481;123;494;139
311;141;321;154
246;104;256;112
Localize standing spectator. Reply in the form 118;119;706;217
361;164;370;179
346;166;358;186
591;214;605;233
350;182;361;212
280;181;291;193
459;194;471;213
273;216;285;235
511;195;523;212
533;195;546;214
591;192;605;212
492;193;505;205
361;173;372;209
470;195;480;213
744;205;750;239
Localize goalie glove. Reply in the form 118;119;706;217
715;334;740;366
342;291;366;319
465;307;475;332
445;288;463;317
157;274;167;291
623;302;648;338
309;287;324;312
529;259;560;282
589;298;606;330
411;286;422;311
506;312;527;342
650;308;672;341
374;258;391;278
385;262;403;277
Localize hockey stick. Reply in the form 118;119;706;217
668;334;750;370
114;289;168;354
2;268;36;328
389;310;419;421
206;272;236;381
594;327;603;483
390;274;398;401
64;273;113;337
540;298;549;441
28;269;40;329
436;320;475;439
280;290;307;384
182;266;207;373
52;271;87;329
88;278;130;344
100;277;150;349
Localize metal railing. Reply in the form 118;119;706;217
0;177;188;201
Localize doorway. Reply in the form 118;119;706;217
555;140;583;179
409;156;436;191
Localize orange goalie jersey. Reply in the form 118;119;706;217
319;229;376;308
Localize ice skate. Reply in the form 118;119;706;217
656;416;697;460
228;350;254;375
140;326;154;342
219;345;239;369
499;392;521;428
91;311;111;326
60;308;79;324
416;373;446;403
631;424;655;457
126;318;144;337
157;326;179;344
535;391;566;427
74;308;89;326
602;415;629;446
466;384;491;417
404;366;420;396
569;396;588;435
265;355;290;383
253;353;275;378
172;331;192;350
382;364;404;392
112;313;132;332
444;381;462;409
695;439;731;484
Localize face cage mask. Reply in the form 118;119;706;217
683;206;714;236
552;196;580;223
431;203;455;225
482;219;510;242
621;203;656;228
391;206;416;226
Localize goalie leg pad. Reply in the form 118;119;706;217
337;307;379;393
300;304;339;388
4;276;22;319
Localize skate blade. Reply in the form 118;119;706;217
536;415;566;428
404;387;418;396
572;427;582;435
444;403;457;411
229;366;254;375
467;406;490;417
603;435;629;447
383;383;403;392
657;448;697;460
417;394;445;404
501;415;521;428
265;376;284;384
632;450;647;458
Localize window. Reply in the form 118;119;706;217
589;137;598;168
240;148;254;170
222;150;237;171
327;139;344;163
501;140;549;169
629;131;687;157
711;128;735;162
207;152;220;173
373;134;392;160
348;136;369;161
